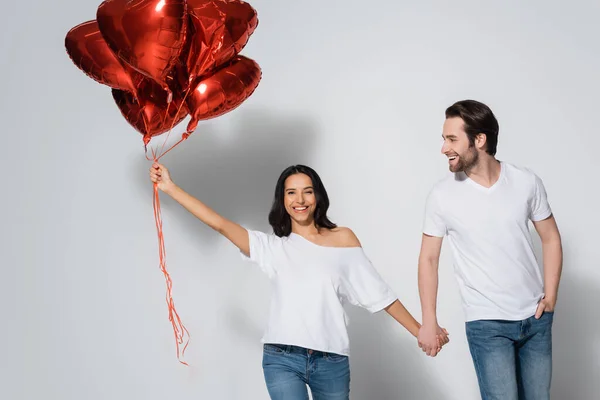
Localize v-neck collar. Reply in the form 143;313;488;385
462;161;505;193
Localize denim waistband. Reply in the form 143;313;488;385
264;343;344;358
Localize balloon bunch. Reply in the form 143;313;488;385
65;0;261;366
65;0;261;147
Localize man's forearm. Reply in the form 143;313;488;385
542;237;563;303
418;257;440;325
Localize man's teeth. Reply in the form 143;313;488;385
449;156;457;160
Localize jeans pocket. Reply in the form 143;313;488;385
542;310;555;321
538;310;555;320
263;343;286;354
325;352;348;363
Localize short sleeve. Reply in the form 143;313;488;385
423;189;447;237
240;229;280;278
529;173;552;221
339;249;397;313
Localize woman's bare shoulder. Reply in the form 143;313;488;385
327;227;362;248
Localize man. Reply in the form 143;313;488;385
417;100;563;400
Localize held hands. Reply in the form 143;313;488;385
418;323;450;357
149;163;176;193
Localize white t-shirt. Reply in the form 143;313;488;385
423;162;552;322
241;230;397;356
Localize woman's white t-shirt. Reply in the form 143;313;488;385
241;230;397;356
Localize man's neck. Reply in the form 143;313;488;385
465;156;502;188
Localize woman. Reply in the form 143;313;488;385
149;163;448;400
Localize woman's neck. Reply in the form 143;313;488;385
291;220;320;237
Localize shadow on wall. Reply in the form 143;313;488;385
132;108;320;248
529;228;600;400
346;307;447;400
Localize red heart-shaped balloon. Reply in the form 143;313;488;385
181;0;258;86
65;20;143;95
185;55;261;133
112;78;188;143
213;0;258;62
179;0;226;87
97;0;188;92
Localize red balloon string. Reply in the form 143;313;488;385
152;177;190;366
157;87;194;157
144;95;192;163
145;131;193;366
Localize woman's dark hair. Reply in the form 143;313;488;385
268;165;337;237
445;100;499;156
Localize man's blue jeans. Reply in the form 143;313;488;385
262;344;350;400
466;312;554;400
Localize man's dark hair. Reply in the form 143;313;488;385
445;100;499;156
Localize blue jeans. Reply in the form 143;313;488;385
465;312;554;400
262;343;350;400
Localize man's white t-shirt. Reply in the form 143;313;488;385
241;231;397;356
423;161;552;322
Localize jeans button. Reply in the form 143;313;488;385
308;349;313;354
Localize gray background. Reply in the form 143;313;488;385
2;0;599;399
